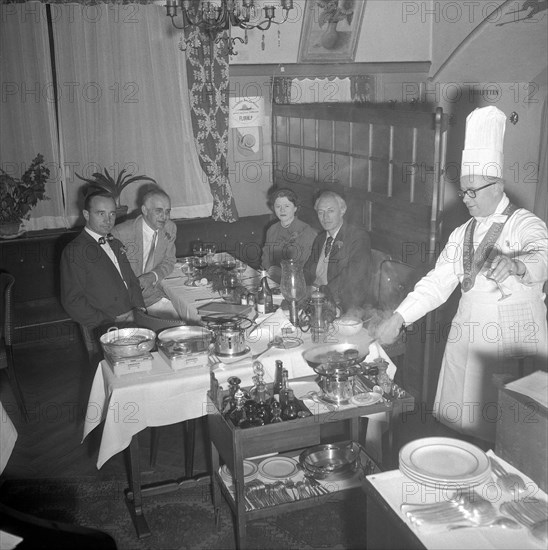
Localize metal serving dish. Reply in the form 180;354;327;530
299;441;363;480
100;327;156;359
302;335;372;369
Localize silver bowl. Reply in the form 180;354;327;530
299;441;363;480
100;327;156;359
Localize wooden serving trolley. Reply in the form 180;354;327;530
207;377;414;549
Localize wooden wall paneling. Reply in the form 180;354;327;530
272;102;449;403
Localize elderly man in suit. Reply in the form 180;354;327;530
111;188;179;318
303;190;373;315
60;190;145;335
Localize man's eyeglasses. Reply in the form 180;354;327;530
457;181;498;199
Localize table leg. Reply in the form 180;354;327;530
210;441;221;529
124;436;151;538
183;419;196;478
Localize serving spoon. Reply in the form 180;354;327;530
490;457;527;496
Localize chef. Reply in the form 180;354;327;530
376;106;548;444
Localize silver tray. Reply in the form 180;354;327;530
302;334;372;369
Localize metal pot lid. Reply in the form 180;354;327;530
157;325;212;342
204;314;253;331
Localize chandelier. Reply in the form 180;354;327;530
165;0;294;56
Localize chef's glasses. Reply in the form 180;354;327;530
457;181;498;199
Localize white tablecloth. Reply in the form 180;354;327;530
366;451;547;549
82;355;211;469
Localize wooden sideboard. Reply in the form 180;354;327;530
0;215;272;344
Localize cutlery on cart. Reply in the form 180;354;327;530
501;500;548;544
447;517;520;531
489;457;527;496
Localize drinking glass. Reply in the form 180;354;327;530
221;256;236;272
180;257;195;284
205;243;217;265
482;266;511;301
235;260;247;282
192;241;206;257
193;255;208;274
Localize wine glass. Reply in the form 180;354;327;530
235;260;247;282
221;256;236;272
193;255;208;276
481;265;511;302
205;243;217;265
180;257;195;284
192;241;205;257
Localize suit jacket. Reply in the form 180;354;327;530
304;221;372;312
60;230;145;330
111;216;177;307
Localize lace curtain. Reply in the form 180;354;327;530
183;26;239;222
52;3;212;225
0;2;67;230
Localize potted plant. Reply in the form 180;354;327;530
75;167;157;217
316;0;355;50
0;154;50;237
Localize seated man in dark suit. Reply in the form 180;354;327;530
60;190;145;337
303;191;372;315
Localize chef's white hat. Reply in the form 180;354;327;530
461;106;506;180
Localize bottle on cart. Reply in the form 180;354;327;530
273;360;284;396
279;369;290;409
270;400;283;423
281;389;298;421
256;270;274;314
227;389;246;426
255;382;271;424
222;376;241;416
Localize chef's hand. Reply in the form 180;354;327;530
139;272;157;290
487;255;526;283
372;312;404;345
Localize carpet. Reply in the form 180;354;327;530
0;478;368;549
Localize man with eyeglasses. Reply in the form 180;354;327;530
375;106;547;446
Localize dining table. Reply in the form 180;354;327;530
364;450;547;550
82;255;407;539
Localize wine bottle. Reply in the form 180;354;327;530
279;368;290;409
256;270;273;314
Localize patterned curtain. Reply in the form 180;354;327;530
183;26;238;222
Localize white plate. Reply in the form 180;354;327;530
220;460;258;485
399;437;490;483
258;456;299;480
399;463;491;489
350;392;383;407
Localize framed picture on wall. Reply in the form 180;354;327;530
298;0;366;63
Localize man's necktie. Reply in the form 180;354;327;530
144;231;157;273
324;236;334;257
98;233;114;245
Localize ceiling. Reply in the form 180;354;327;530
434;1;548;84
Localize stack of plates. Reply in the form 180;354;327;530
219;460;258;486
399;437;491;488
258;456;300;481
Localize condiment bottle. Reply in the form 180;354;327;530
256;270;273;314
273;360;284;396
270;400;283;423
227;389;246;426
255;383;271;424
282;389;298;421
279;368;290;409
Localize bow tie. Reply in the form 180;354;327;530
98;234;114;245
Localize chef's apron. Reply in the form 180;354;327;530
433;283;547;442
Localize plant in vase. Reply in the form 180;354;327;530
75;167;157;218
316;0;355;50
0;154;50;237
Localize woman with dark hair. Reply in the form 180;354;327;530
261;188;318;275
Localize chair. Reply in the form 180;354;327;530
133;308;198;476
0;273;29;422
